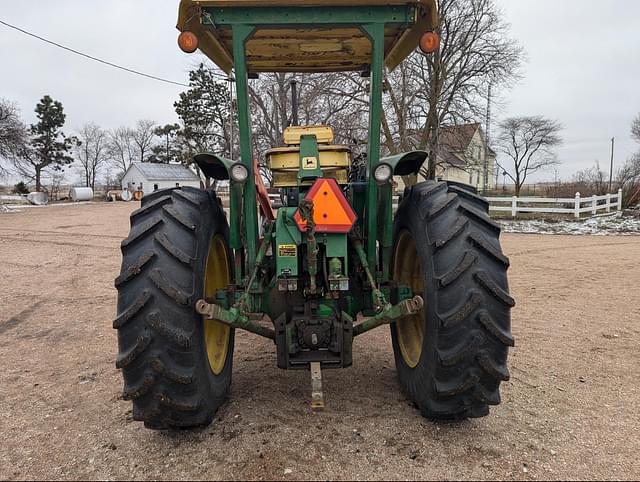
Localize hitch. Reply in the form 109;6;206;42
353;295;424;336
310;362;324;411
197;223;277;336
349;234;423;333
195;300;276;340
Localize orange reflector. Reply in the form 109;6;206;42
294;179;357;234
419;31;440;54
178;31;199;54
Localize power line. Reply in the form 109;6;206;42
0;19;189;88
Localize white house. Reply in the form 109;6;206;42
436;123;498;190
121;163;201;197
396;123;498;192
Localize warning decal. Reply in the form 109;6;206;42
278;244;297;257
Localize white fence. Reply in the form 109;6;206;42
225;189;623;220
486;189;623;218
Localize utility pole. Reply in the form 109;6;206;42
227;76;235;160
290;79;299;126
609;137;615;192
483;83;492;193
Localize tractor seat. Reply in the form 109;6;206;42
266;126;352;188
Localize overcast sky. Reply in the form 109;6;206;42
1;0;639;181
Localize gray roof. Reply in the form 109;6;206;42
132;163;200;181
437;148;466;168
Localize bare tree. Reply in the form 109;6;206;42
423;0;523;178
608;116;640;206
76;123;108;190
0;99;27;178
617;154;640;206
249;73;291;153
45;170;66;201
108;127;136;174
631;114;640;144
304;73;369;153
131;120;156;162
249;72;369;177
102;164;123;191
369;0;523;179
247;73;351;183
574;161;609;195
316;0;522;180
495;116;562;196
617;155;640;187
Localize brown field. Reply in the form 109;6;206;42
0;202;639;481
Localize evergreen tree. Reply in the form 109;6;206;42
17;96;75;191
174;64;230;157
13;181;29;195
149;123;181;163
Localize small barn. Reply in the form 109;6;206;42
121;163;201;197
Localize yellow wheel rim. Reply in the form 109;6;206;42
393;230;425;368
203;235;231;375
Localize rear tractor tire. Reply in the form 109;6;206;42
114;187;234;429
391;181;514;420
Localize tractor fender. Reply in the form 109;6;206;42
381;150;428;177
194;152;234;180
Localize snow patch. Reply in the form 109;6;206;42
501;214;640;236
0;201;97;214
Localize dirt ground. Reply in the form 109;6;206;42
0;202;639;481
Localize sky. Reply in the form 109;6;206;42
1;0;639;182
494;0;640;180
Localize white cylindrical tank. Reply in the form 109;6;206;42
106;190;133;202
70;187;94;202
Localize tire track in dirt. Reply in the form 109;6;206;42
0;228;124;240
508;240;638;257
0;235;118;250
0;300;46;334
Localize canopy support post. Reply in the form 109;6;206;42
362;23;385;277
232;24;259;275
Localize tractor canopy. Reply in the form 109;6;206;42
175;0;441;287
177;0;439;73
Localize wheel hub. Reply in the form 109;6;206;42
393;230;425;368
204;235;231;375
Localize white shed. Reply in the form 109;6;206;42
121;163;201;197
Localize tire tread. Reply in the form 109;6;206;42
114;188;233;430
391;181;513;420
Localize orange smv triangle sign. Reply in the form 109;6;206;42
293;178;357;234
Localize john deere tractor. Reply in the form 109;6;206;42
114;0;514;430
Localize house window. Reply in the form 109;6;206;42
154;184;159;191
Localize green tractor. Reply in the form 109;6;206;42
114;0;514;430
